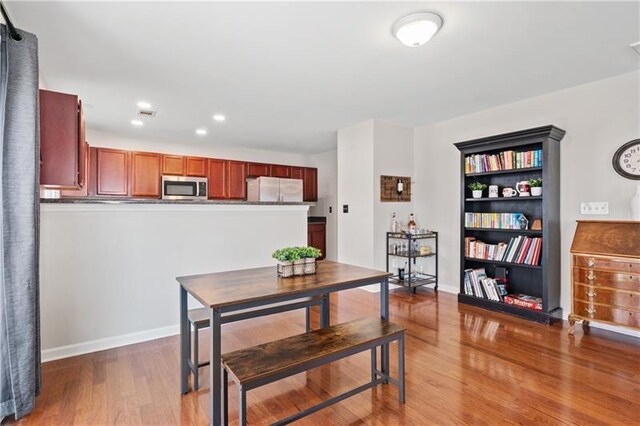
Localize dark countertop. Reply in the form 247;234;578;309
41;197;313;206
308;216;327;224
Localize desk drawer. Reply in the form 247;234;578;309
574;284;640;311
574;255;640;273
573;268;640;292
574;301;640;328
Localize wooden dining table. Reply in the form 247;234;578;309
177;261;392;426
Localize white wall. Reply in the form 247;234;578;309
337;120;375;267
87;129;310;166
413;71;640;323
40;204;308;360
308;149;338;261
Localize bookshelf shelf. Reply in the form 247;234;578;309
455;125;565;324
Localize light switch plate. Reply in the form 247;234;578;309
580;202;609;215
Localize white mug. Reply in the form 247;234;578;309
502;187;517;197
488;185;499;198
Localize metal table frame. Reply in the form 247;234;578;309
179;275;390;426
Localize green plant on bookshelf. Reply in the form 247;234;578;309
528;178;542;196
468;182;487;199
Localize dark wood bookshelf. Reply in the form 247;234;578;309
455;125;564;324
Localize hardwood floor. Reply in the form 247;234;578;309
6;288;640;425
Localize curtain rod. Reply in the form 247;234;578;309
0;2;22;41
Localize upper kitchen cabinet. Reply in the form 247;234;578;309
290;166;304;180
131;151;161;197
186;157;207;177
246;162;270;177
96;148;129;196
162;155;185;176
303;167;318;201
208;159;247;199
270;164;291;178
228;160;247;199
208;159;227;199
40;89;86;189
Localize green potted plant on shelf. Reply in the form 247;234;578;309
272;247;301;278
528;178;542;196
468;182;487;199
299;246;322;274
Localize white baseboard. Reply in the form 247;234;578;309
41;324;179;362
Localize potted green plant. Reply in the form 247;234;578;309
299;246;322;274
468;182;487;199
272;247;301;278
529;178;542;196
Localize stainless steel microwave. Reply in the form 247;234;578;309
162;176;208;200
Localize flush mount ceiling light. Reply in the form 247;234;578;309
195;128;208;136
213;114;226;122
131;119;144;127
392;12;443;47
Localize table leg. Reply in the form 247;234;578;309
321;292;331;328
180;285;189;394
380;277;390;383
210;308;222;426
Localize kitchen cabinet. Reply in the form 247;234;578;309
290;166;304;180
186;157;207;177
228;161;247;199
131;152;161;197
247;162;270;177
270;164;291;178
308;223;326;260
60;141;89;197
40;89;86;188
96;148;129;196
303;167;318;201
162;155;185;176
208;159;227;199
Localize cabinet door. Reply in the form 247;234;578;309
77;100;87;188
208;159;228;199
162;155;185;176
303;167;318;201
97;148;129;196
270;164;291;178
308;224;326;260
186;157;207;177
290;166;304;180
39;89;81;188
131;152;161;197
247;162;270;177
228;161;247;199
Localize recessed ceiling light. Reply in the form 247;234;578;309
213;114;226;122
195;128;208;136
131;119;144;127
393;12;443;47
137;101;152;109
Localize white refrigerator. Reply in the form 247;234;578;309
247;177;303;202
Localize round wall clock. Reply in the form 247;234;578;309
613;139;640;180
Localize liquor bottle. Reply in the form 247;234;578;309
391;212;398;233
408;213;416;235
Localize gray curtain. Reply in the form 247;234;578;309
0;24;41;420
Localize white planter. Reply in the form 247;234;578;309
293;259;306;276
277;261;294;278
531;187;542;197
631;186;640;221
472;190;483;199
304;258;316;274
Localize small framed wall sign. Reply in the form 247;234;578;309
380;175;411;202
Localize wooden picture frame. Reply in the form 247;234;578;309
380;175;411;202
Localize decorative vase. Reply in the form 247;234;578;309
531;187;542;197
293;259;306;276
304;258;316;274
631;186;640;221
472;190;483;199
277;261;294;278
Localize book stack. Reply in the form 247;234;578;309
464;212;528;230
464;236;542;266
463;268;507;301
464;149;543;174
504;294;543;311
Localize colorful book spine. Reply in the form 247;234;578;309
464;149;542;174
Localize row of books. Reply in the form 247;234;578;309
464;236;542;266
463;268;507;301
464;149;543;174
463;268;543;311
464;212;528;230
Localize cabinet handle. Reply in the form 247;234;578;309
587;258;596;267
587;271;596;281
586;291;597;298
585;307;596;315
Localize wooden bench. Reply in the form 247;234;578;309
188;295;327;390
221;317;405;425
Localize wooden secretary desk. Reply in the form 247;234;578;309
569;220;640;334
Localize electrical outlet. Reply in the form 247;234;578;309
580;202;609;215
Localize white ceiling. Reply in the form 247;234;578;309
7;2;640;154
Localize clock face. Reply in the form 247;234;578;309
613;139;640;180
